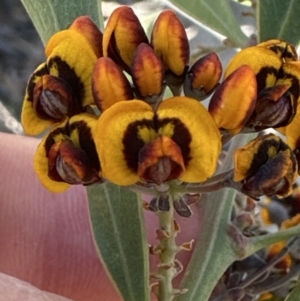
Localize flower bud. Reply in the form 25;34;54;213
151;10;189;95
184;52;222;100
151;10;189;77
103;6;148;72
209;65;257;135
92;57;133;111
234;134;297;198
131;43;165;104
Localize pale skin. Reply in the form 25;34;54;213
0;132;201;301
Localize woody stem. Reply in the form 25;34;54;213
156;197;180;301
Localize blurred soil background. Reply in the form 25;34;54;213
0;0;44;133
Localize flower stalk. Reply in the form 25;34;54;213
156;202;178;301
152;194;189;301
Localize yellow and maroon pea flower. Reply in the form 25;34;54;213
102;6;148;73
184;52;222;101
151;10;189;95
94;96;221;186
234;134;298;199
92;57;134;111
208;65;257;135
34;113;101;193
131;43;165;104
22;29;98;135
211;40;300;134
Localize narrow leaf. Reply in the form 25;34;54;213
246;224;300;257
166;0;248;47
87;183;150;301
257;0;300;46
177;134;257;301
20;0;103;45
177;189;236;301
285;281;300;301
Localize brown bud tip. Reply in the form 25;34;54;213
70;15;103;57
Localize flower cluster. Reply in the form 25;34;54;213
20;6;300;301
22;6;300;205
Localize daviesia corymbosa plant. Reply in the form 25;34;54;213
21;6;300;301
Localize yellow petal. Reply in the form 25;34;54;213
258;293;275;301
258;39;298;61
70;15;103;58
267;241;292;270
131;43;164;97
95;100;155;185
92;57;133;111
224;46;282;92
157;96;221;182
46;31;97;106
282;213;300;229
151;10;189;76
21;63;54;135
284;103;300;150
103;6;148;69
209;65;257;135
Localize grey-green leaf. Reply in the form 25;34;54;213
177;189;236;301
258;0;300;46
166;0;248;47
285;281;300;301
87;183;150;301
20;0;103;45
